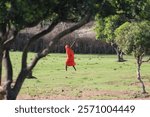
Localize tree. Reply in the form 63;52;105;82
94;0;150;62
0;0;105;99
109;0;149;20
95;14;126;62
115;21;150;93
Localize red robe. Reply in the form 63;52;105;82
65;45;76;66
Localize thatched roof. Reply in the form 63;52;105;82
20;21;96;41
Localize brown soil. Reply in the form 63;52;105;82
17;89;150;100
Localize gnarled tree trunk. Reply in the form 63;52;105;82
2;49;29;100
136;56;146;94
7;70;28;100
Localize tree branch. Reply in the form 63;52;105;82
21;20;59;70
12;11;91;99
11;20;59;99
3;30;18;48
50;13;91;46
27;13;91;71
142;57;150;63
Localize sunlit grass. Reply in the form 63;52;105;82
2;52;150;99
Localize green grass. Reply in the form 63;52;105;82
2;52;150;99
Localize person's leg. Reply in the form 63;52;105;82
73;66;76;71
65;65;68;71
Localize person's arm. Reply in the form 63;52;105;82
70;39;77;48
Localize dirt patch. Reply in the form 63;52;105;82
132;92;150;99
17;89;150;100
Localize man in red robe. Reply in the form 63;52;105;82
65;44;76;71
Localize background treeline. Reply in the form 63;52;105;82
11;22;115;54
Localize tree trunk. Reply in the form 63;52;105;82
116;49;124;62
0;48;3;86
3;49;14;99
5;13;91;100
136;56;146;94
0;48;4;98
111;43;124;62
3;49;28;100
6;70;28;100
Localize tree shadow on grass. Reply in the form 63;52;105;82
26;71;37;79
26;76;37;79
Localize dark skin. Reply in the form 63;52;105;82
65;65;76;71
65;39;77;71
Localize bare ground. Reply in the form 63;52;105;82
17;89;150;100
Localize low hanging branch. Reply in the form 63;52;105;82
10;20;59;99
21;20;59;70
27;13;91;71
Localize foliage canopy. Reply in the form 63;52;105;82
115;21;150;57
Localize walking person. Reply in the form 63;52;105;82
65;40;76;71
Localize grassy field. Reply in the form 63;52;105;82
2;52;150;99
